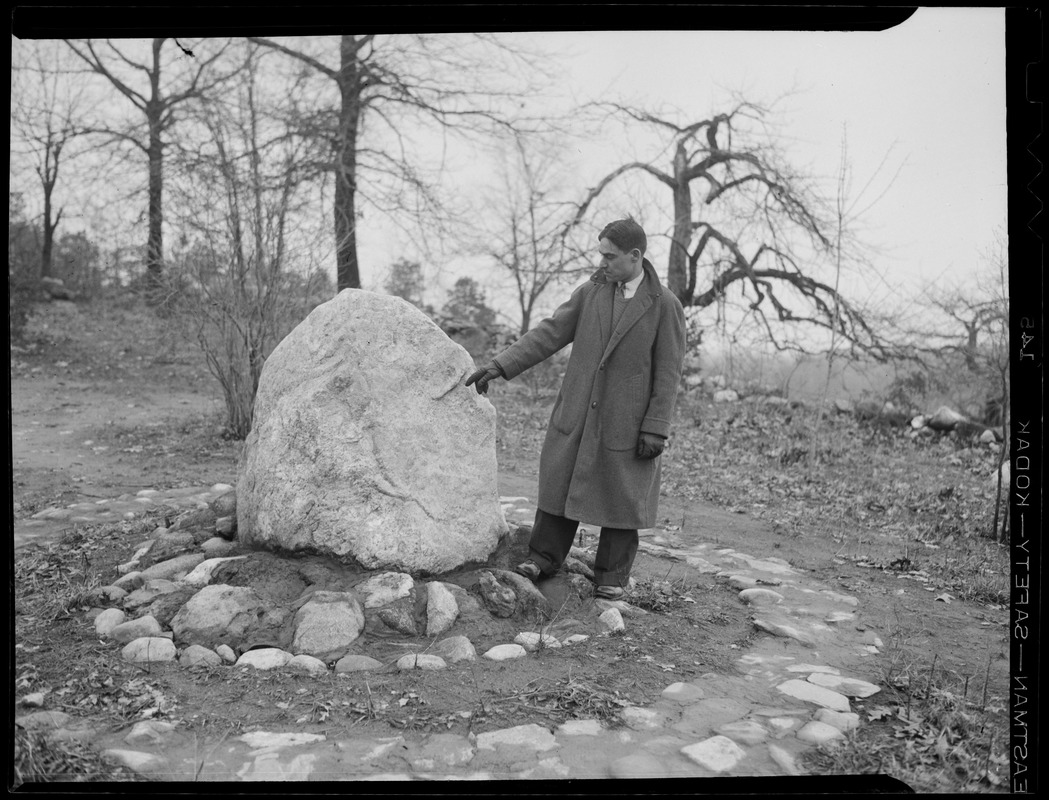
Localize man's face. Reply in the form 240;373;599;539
597;238;642;284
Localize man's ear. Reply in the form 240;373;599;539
631;249;641;262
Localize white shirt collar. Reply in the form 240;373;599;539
620;269;645;299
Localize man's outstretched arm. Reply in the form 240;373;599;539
489;282;590;381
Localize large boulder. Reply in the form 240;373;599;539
238;289;508;575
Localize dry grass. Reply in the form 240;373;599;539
13;727;139;786
807;657;1008;792
501;673;632;724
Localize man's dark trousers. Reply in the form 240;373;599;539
526;508;638;588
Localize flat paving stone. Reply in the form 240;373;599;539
776;679;851;712
239;732;327;751
824;611;857;623
557;719;605;736
408;733;475;770
727;575;759;590
661;682;706;703
672;698;751;738
820;590;860;606
766;716;802;736
814;708;861;731
124;721;178;747
739;588;784;605
475;724;558;752
716;719;769;745
785;663;841;675
806;672;881;698
620;707;666;731
796;720;846;744
237;751;319;781
513;756;571;779
680;735;747;773
753;615;818;645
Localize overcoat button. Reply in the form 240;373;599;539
591;401;598;408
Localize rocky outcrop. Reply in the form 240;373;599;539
237;289;508;575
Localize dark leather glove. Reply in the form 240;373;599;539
636;432;666;460
465;363;504;395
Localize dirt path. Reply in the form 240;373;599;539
11;374;232;511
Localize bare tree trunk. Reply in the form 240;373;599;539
39;136;63;280
41;181;59;279
668;145;692;303
146;108;164;296
144;37;167;300
335;35;362;291
520;306;532;337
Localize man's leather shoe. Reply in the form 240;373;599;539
594;585;625;600
514;560;541;581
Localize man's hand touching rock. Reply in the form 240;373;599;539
465;363;504;395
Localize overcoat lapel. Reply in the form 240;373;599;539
602;291;652;361
595;280;613;345
600;259;661;362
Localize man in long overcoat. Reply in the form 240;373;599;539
467;218;686;600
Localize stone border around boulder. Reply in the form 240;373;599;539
73;491;634;682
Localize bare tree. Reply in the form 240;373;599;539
925;288;1008;374
479;132;591;335
907;229;1009;425
10;41;88;282
570;99;904;359
165;42;326;437
62;38;237;299
246;34;550;292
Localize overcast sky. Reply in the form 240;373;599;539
370;7;1007;319
11;8;1009;336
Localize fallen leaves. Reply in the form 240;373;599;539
47;672;178;722
661;398;1004;558
867;706;894;722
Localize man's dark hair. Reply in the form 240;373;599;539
599;218;647;257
